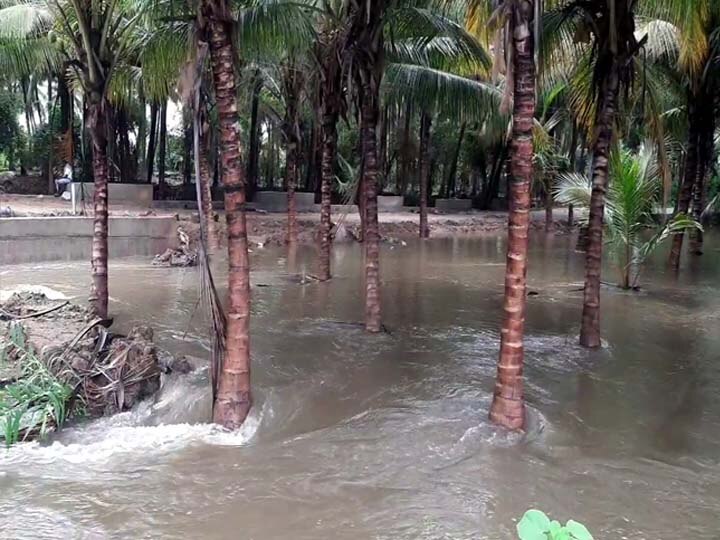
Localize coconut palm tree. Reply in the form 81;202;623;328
341;0;494;330
460;0;537;430
314;0;347;281
556;145;700;289
0;0;156;319
381;0;494;236
557;0;641;348
197;0;254;429
343;0;387;332
655;1;720;264
485;0;536;431
195;0;313;428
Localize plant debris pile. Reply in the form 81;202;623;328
0;292;162;444
153;226;197;267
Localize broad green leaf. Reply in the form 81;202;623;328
516;523;547;540
517;510;551;540
565;520;593;540
548;520;562;536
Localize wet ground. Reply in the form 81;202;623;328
0;232;718;539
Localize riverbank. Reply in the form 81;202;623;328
203;208;577;248
0;193;577;255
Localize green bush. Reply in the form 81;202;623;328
517;509;594;540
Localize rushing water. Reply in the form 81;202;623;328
0;232;719;539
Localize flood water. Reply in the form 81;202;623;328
0;232;719;539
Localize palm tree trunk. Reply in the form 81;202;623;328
146;102;159;183
34;80;45;125
488;0;535;431
378;105;388;193
579;62;620;349
106;106;118;183
58;74;72;133
357;144;366;242
137;88;147;175
318;109;337;281
304;118;317;192
117;107;133;183
199;130;219;251
247;71;262;201
668;99;698;269
87;98;109;319
419;112;431;238
182;109;193;186
399;102;412;196
689;154;707;256
283;69;301;246
360;89;382;332
286;143;299;245
482;143;507;208
689;111;714;255
21;77;33;136
446;122;466;199
158;101;168;196
203;12;252;429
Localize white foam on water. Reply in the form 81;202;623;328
0;402;265;467
0;505;108;540
0;285;69;301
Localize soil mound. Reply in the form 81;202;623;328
0;292;168;443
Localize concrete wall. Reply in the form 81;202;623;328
435;198;473;212
0;216;177;264
377;195;404;212
70;183;154;207
254;191;316;212
0;216;176;238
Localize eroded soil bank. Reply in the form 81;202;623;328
0;291;191;443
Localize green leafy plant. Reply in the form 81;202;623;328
555;144;701;289
517;509;593;540
0;324;73;446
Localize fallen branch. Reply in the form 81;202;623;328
0;301;69;321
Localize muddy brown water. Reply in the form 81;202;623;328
0;233;719;539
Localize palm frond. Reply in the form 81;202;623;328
382;61;500;121
236;0;315;58
553;171;591;209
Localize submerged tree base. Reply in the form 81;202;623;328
0;292;179;444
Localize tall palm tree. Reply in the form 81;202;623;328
344;0;387;333
195;0;313;428
546;0;640;348
418;111;432;238
198;0;253;428
280;60;304;245
0;0;152;319
314;0;347;282
488;0;536;431
462;0;536;430
342;0;493;330
659;1;720;264
314;0;489;279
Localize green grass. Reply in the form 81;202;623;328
0;323;73;446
